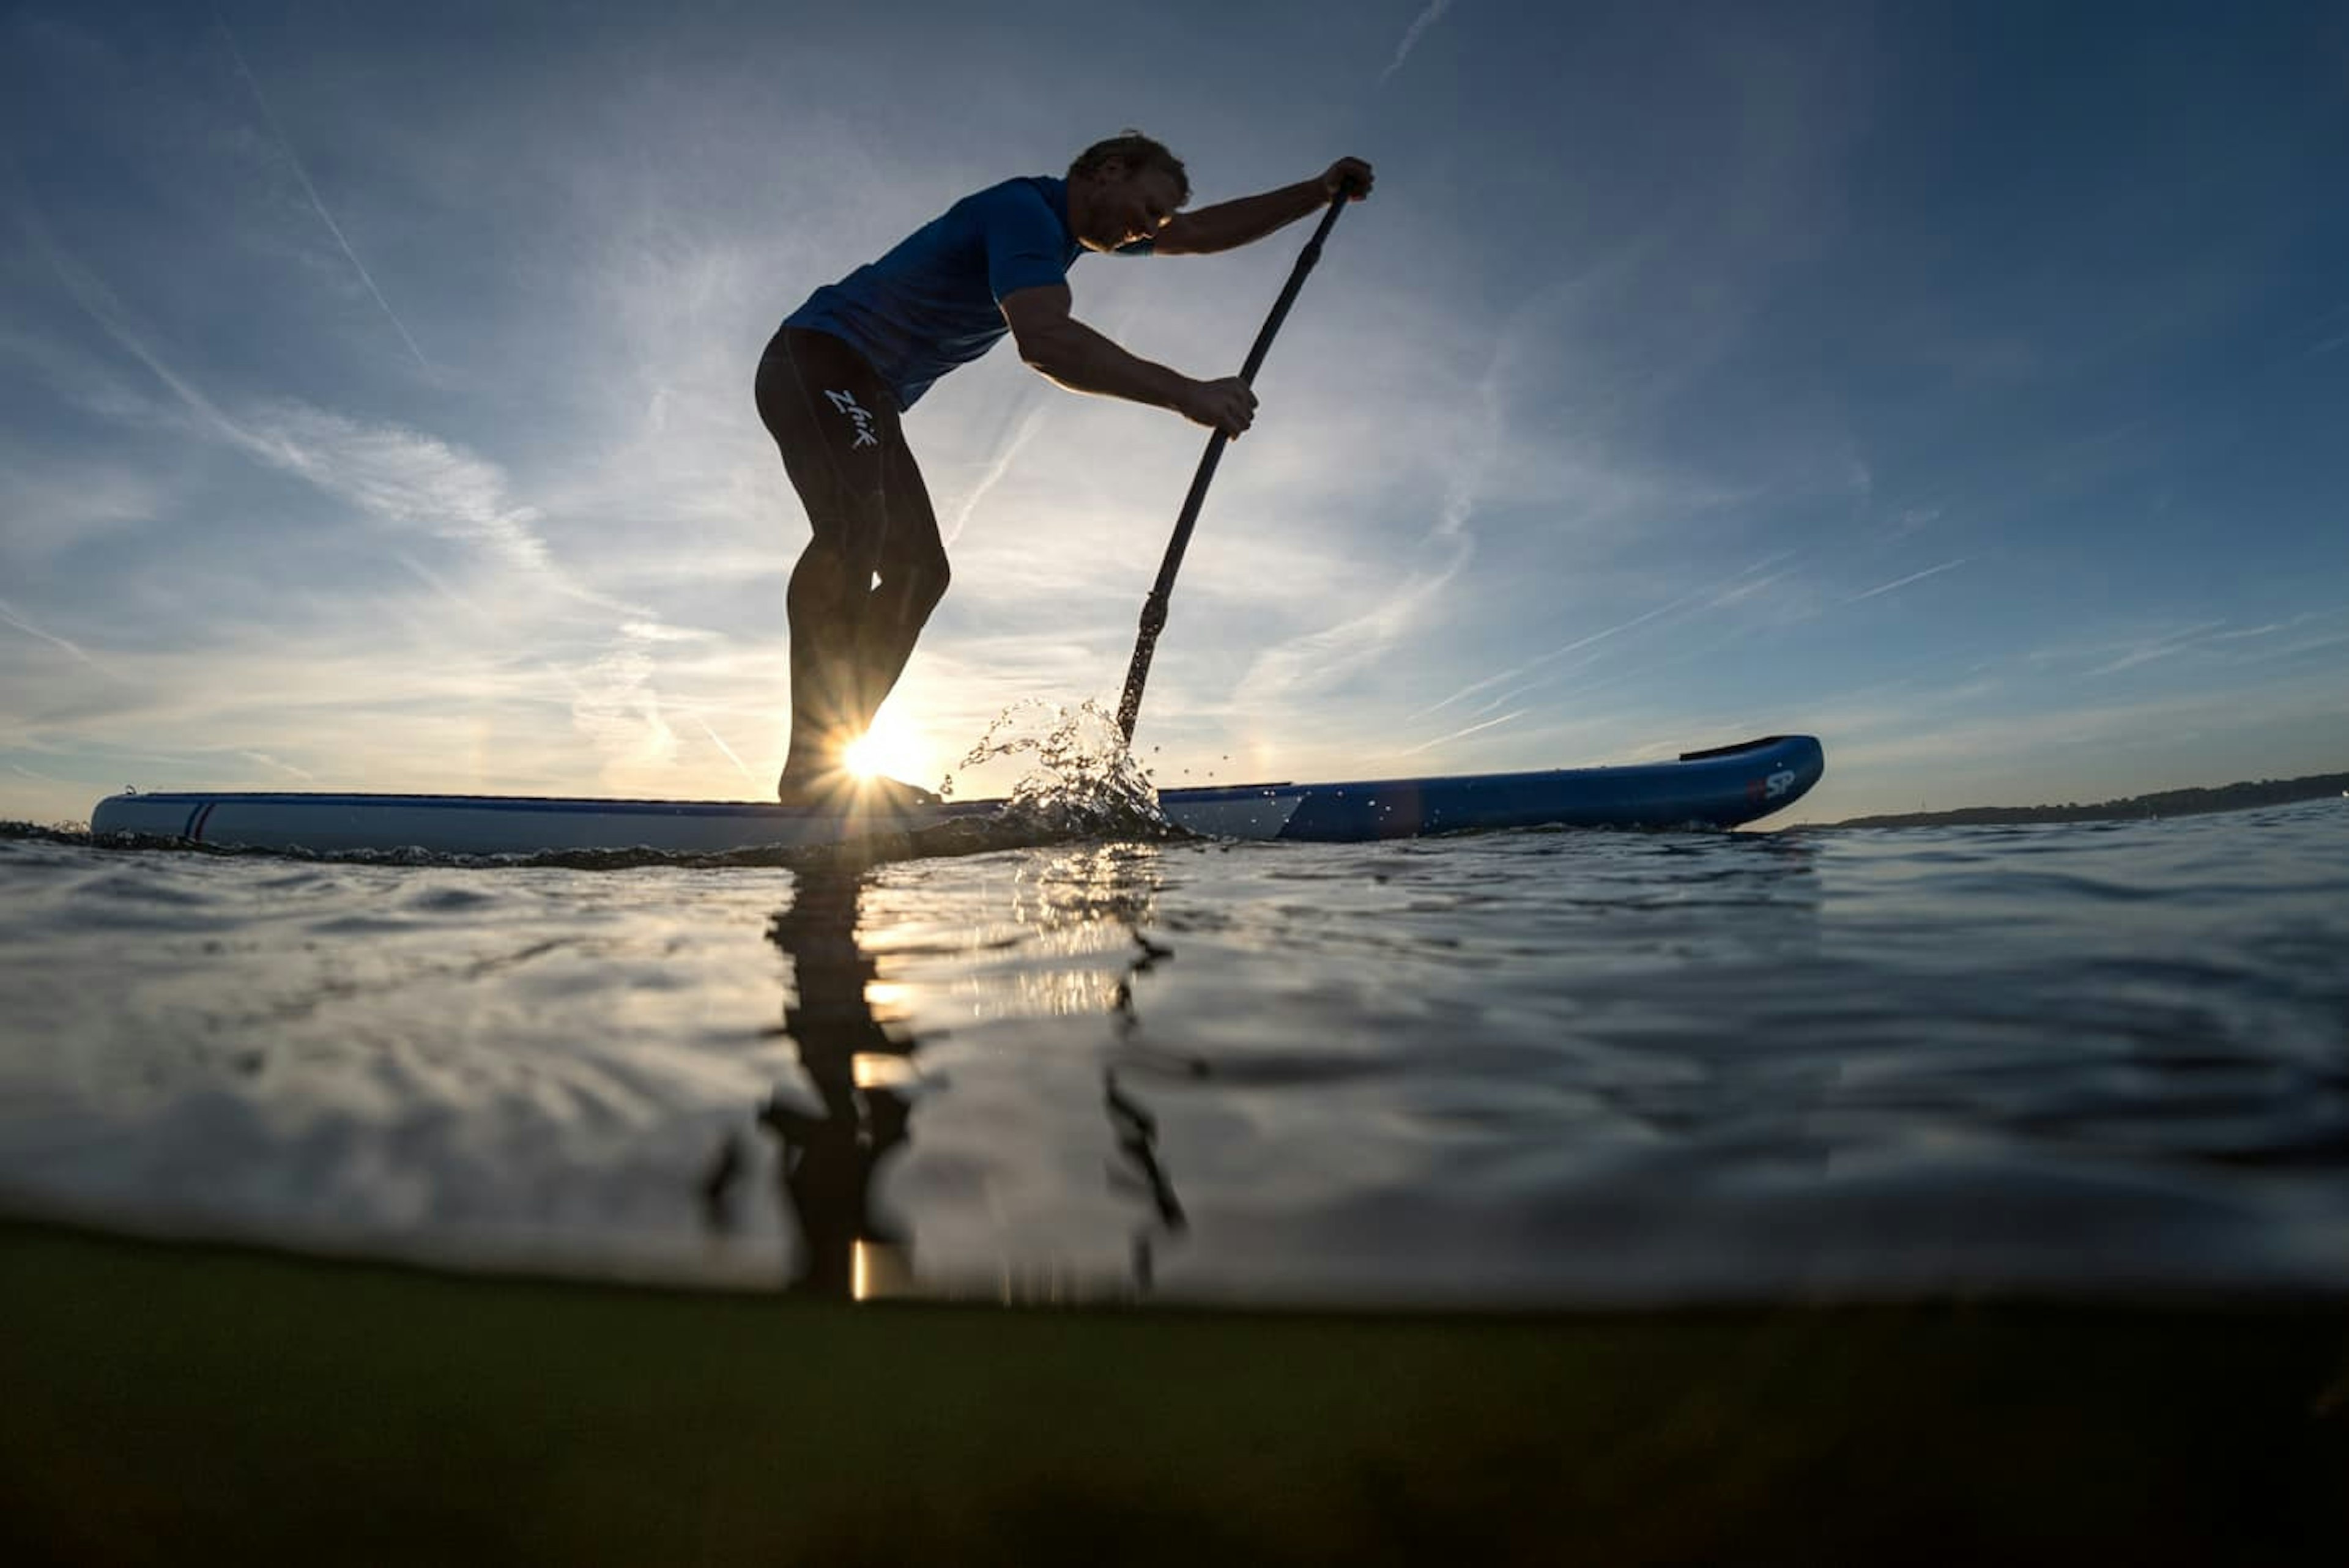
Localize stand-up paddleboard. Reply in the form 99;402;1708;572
87;735;1823;856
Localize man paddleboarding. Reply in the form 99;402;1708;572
759;131;1373;808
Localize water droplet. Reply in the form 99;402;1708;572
952;697;1169;836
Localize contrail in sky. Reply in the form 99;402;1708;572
38;216;624;621
691;712;760;785
0;596;94;661
1380;0;1456;84
1841;557;1970;605
0;594;127;680
945;398;1049;547
211;6;431;372
1399;707;1524;755
237;750;317;781
1412;557;1787;721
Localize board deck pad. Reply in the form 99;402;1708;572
88;736;1824;856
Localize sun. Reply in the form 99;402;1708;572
842;733;885;779
841;716;931;786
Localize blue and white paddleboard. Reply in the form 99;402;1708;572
87;735;1823;856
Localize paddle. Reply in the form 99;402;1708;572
1114;190;1354;743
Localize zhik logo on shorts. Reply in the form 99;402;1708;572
824;389;880;449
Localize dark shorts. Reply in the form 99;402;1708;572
755;326;943;578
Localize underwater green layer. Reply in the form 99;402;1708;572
4;1216;2345;1566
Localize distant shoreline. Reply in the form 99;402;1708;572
1826;771;2349;829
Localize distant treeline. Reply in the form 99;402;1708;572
1832;771;2349;829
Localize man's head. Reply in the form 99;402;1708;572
1066;131;1189;251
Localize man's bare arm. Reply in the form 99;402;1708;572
1001;285;1256;437
1155;157;1374;256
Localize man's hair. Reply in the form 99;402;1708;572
1067;131;1190;205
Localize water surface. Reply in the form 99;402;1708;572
2;799;2343;1304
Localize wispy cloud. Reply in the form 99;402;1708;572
1413;598;1676;720
1706;566;1794;610
0;444;166;560
390;549;497;622
688;709;760;785
941;393;1052;547
210;5;431;372
2082;619;2229;678
1232;538;1473;706
236;749;315;780
1841;556;1970;605
243;403;559;575
32;216;243;435
1398;706;1524;755
2013;613;2349;686
2305;305;2349;358
36;226;636;615
1414;554;1797;721
0;595;128;679
18;218;749;796
1379;0;1456;84
566;621;699;788
1824;676;2347;776
1232;283;1527;708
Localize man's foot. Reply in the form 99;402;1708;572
776;769;941;813
840;774;941;814
774;769;830;808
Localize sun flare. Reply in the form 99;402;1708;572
841;719;930;787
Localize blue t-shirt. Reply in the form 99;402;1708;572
784;176;1146;411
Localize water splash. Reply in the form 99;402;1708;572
947;698;1170;838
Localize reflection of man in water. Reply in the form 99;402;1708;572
757;865;915;1298
707;851;1192;1298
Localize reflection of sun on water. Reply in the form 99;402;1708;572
926;845;1167;1021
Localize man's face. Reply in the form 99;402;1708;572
1083;163;1183;251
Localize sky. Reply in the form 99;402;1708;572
4;0;2346;827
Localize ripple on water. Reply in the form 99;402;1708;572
1;801;2345;1302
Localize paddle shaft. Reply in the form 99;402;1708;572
1115;194;1350;743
